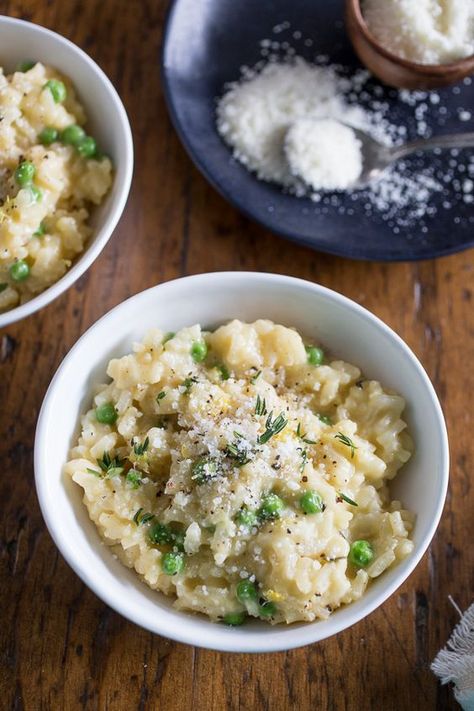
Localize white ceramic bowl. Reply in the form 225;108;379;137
35;272;449;652
0;16;133;328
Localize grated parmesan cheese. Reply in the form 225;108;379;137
285;118;363;191
362;0;474;65
217;59;372;188
215;27;474;233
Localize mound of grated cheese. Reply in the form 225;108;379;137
285;118;363;191
216;58;373;189
362;0;474;65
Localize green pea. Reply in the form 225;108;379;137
318;413;332;425
38;127;59;145
29;185;42;203
191;340;208;362
33;221;46;237
76;136;97;158
161;551;184;575
171;530;185;552
9;260;30;282
14;160;35;187
93;150;110;162
349;540;374;568
191;456;218;484
306;346;324;366
17;60;36;72
149;522;173;545
300;490;324;515
223;612;246;626
259;600;277;618
236;580;258;603
43;79;67;103
126;470;142;489
257;493;284;521
235;506;258;528
95;402;117;424
60;124;86;146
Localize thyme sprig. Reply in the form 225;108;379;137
255;395;267;416
182;376;198;393
334;432;357;458
296;422;316;445
337;492;358;507
226;431;253;466
297;447;308;473
258;411;288;444
87;451;124;479
133;436;149;456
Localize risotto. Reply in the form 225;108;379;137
0;61;113;312
66;320;415;625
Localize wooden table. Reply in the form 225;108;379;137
1;1;472;709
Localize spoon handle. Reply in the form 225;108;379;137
390;133;474;160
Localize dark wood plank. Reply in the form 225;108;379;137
0;1;472;709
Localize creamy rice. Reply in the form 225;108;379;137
66;320;415;625
0;61;113;312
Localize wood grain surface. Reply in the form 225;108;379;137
0;2;473;709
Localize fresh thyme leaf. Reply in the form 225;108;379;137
95;451;124;478
86;467;101;477
258;411;288;444
98;451;112;471
191;456;219;484
255;395;267;416
183;376;198;393
226;432;252;466
217;364;230;381
105;466;124;479
156;391;166;404
133;508;155;525
126;469;142;488
0;283;8;293
133;436;149;456
296;422;316;445
334;432;357;458
337;492;358;507
250;369;262;383
133;507;143;524
317;413;332;426
299;448;308;473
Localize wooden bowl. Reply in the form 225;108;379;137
345;0;474;89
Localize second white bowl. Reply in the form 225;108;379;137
0;16;133;328
34;272;449;652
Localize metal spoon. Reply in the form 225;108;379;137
352;127;474;188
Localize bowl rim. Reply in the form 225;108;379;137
34;271;450;652
347;0;474;74
0;15;134;329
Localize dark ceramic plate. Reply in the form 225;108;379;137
161;0;474;261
